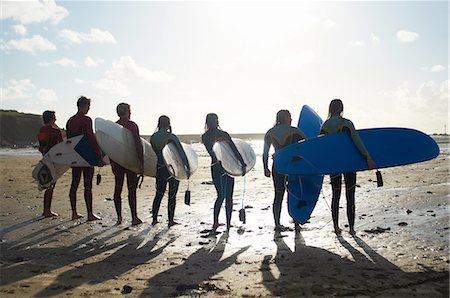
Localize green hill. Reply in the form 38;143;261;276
0;110;43;147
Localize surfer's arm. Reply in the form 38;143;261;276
344;121;376;168
171;134;190;174
85;118;104;166
226;134;247;169
262;133;272;176
131;123;144;173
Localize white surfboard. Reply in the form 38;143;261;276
213;138;256;176
95;118;157;177
47;135;105;167
162;142;198;180
32;154;70;190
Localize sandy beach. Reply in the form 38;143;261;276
0;139;449;297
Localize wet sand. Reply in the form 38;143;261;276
0;143;449;297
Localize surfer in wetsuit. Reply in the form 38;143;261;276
66;96;103;221
320;99;376;235
202;113;247;232
263;110;305;232
38;110;63;218
111;103;143;226
150;115;189;227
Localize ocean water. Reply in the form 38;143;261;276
0;137;447;157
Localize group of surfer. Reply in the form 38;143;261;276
38;96;375;235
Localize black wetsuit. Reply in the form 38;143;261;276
320;115;372;231
150;130;188;224
263;124;305;227
202;128;245;229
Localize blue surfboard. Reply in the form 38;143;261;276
287;105;324;224
275;128;439;176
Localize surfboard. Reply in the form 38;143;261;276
95;118;157;177
287;105;324;224
47;135;103;167
275;127;440;176
162;142;198;180
32;154;70;190
213;138;256;176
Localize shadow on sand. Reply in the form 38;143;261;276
140;232;250;297
261;231;449;296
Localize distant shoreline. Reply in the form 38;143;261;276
1;133;448;149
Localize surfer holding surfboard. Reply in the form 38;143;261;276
320;99;376;235
263;110;305;232
110;103;143;226
66;96;103;221
202;113;247;232
150;115;190;227
37;110;64;218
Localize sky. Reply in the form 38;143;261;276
1;0;449;135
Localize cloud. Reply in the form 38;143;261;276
36;88;58;102
1;35;56;54
84;56;104;67
381;80;448;112
348;40;366;48
37;58;77;67
322;19;336;29
430;64;446;72
92;56;174;96
371;33;380;46
58;28;117;44
107;56;174;82
1;79;36;100
397;30;419;43
12;24;27;36
1;0;68;25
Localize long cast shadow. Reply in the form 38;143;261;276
35;228;175;297
141;232;250;297
262;232;449;297
1;224;126;286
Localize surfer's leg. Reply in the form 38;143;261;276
225;175;235;230
83;167;100;221
43;183;57;217
212;165;224;230
272;166;286;230
112;164;125;224
344;172;357;235
330;174;342;235
70;167;83;220
152;168;167;225
126;171;142;225
168;177;180;227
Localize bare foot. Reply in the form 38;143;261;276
151;220;159;226
294;223;301;232
43;211;58;218
349;228;356;236
87;214;101;221
168;221;179;228
334;226;342;235
274;225;289;232
72;213;83;220
132;218;143;226
212;223;219;232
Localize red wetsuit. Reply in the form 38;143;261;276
66;112;101;216
38;125;63;155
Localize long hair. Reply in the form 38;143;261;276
328;99;343;118
205;113;220;132
156;115;172;133
274;110;291;127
